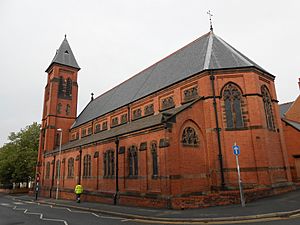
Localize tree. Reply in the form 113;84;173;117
0;122;40;188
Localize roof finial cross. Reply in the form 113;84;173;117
91;92;94;101
207;10;213;31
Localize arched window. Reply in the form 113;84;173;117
57;103;62;114
58;76;64;97
55;160;61;178
150;141;158;177
103;150;115;177
83;154;91;178
66;78;72;97
182;127;199;146
261;85;275;130
45;162;50;179
128;145;138;177
66;104;71;115
223;83;244;128
67;158;74;178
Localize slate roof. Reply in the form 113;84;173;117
46;36;80;72
50;101;196;153
282;118;300;131
279;102;294;118
72;31;271;128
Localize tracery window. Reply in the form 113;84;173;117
223;83;244;128
144;104;154;116
102;121;108;130
45;162;50;179
128;145;138;177
112;117;119;126
94;124;101;133
150;141;158;177
55;160;61;178
57;103;62;114
103;150;115;177
65;78;72;97
132;108;142;120
83;154;91;178
182;127;199;146
183;86;198;102
121;114;127;124
261;85;275;130
81;129;86;137
67;158;74;178
161;96;175;110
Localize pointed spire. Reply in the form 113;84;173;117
45;35;80;72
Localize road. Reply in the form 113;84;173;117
0;194;300;225
0;194;140;225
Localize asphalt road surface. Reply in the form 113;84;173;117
1;194;300;225
0;194;141;225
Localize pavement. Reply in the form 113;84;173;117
10;189;300;223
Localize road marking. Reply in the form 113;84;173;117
13;202;24;205
11;206;69;225
0;203;10;206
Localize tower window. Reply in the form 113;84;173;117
64;50;69;54
223;83;244;129
66;78;72;97
58;76;64;97
66;104;71;115
57;103;62;114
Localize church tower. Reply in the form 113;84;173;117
38;36;80;167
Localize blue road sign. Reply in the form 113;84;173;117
233;145;240;155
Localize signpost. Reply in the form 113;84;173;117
232;142;245;207
35;174;40;200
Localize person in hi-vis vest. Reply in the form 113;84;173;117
74;184;83;203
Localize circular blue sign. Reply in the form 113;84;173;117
232;145;240;155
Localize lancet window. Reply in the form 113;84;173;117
261;85;275;130
223;83;244;128
128;145;138;177
103;150;115;177
83;154;91;178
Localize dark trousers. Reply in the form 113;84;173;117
76;194;81;203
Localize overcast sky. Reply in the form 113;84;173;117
0;0;299;147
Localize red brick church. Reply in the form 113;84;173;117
37;29;296;208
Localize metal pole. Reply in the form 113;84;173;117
210;72;225;190
114;137;119;205
56;129;62;200
235;155;245;207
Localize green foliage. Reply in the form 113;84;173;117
0;122;40;186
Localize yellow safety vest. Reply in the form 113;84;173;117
75;184;83;194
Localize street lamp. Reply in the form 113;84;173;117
56;128;62;200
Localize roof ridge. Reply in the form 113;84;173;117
73;31;270;128
203;31;214;70
92;32;212;103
